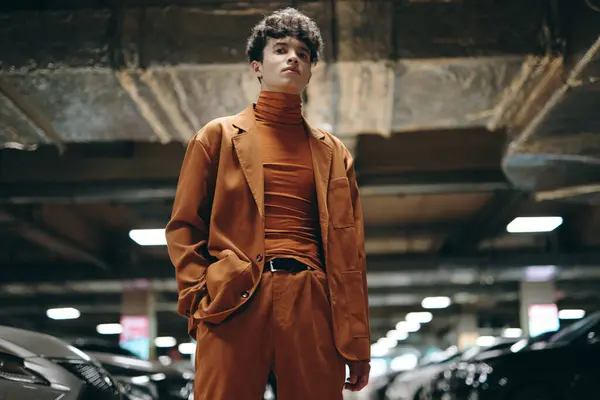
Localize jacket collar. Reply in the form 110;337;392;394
231;105;327;141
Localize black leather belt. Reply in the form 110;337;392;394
266;257;311;273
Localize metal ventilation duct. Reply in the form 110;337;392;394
502;4;600;203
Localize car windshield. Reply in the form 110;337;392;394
547;312;600;345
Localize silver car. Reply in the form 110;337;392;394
0;325;122;400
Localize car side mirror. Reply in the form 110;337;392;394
587;332;600;345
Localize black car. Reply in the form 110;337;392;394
463;312;600;400
0;326;122;400
70;338;193;400
421;339;519;400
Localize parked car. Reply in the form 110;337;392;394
0;325;121;400
421;339;521;399
386;348;463;400
368;370;405;400
463;312;600;400
70;338;193;400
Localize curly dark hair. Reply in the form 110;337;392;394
245;7;324;65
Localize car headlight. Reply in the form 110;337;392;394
0;352;50;386
53;359;121;398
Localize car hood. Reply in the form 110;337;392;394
476;343;568;367
0;325;91;360
395;363;448;384
86;351;184;377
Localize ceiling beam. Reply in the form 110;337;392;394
440;191;529;253
365;222;456;238
357;169;511;196
0;77;66;153
0;169;512;205
3;248;600;284
0;180;178;205
9;290;600;317
0;210;108;270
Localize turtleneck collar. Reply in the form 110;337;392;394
254;91;303;126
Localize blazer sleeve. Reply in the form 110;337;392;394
166;130;218;318
344;147;371;350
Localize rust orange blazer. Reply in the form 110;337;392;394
165;105;371;362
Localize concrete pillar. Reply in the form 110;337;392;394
519;280;558;337
120;283;158;360
456;313;478;351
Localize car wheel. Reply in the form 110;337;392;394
511;385;560;400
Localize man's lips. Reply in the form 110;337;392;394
283;67;300;74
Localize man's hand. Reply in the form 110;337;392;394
344;360;370;392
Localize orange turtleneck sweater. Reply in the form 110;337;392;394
253;91;324;271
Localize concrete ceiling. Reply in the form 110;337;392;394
1;0;545;151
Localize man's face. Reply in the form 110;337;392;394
252;36;312;95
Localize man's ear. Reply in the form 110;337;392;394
251;60;262;78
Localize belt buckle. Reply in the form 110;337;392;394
268;260;280;272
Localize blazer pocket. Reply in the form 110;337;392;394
329;177;355;229
342;270;370;338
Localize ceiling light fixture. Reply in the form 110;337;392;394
96;323;123;335
421;296;451;309
129;229;167;246
476;336;496;347
371;343;390;357
396;321;421;333
155;337;177;348
387;329;409;341
178;343;196;355
502;328;523;338
558;309;585;320
46;307;80;320
377;337;398;349
506;216;563;233
406;312;433;323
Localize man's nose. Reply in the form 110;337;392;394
287;54;299;64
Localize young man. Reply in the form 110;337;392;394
166;8;370;400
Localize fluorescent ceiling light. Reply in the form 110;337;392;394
421;296;451;309
377;337;398;349
558;309;585;320
390;354;419;372
46;307;80;320
178;343;196;355
396;321;421;333
524;265;557;282
155;336;177;348
129;229;167;246
476;336;496;347
387;329;409;341
371;343;390;357
96;323;123;335
502;328;523;338
506;216;563;233
406;312;433;323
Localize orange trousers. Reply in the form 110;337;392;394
193;268;346;400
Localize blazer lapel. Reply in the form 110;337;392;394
230;106;332;226
232;106;264;219
306;120;333;250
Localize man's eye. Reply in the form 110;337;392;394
299;53;308;59
275;48;285;54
